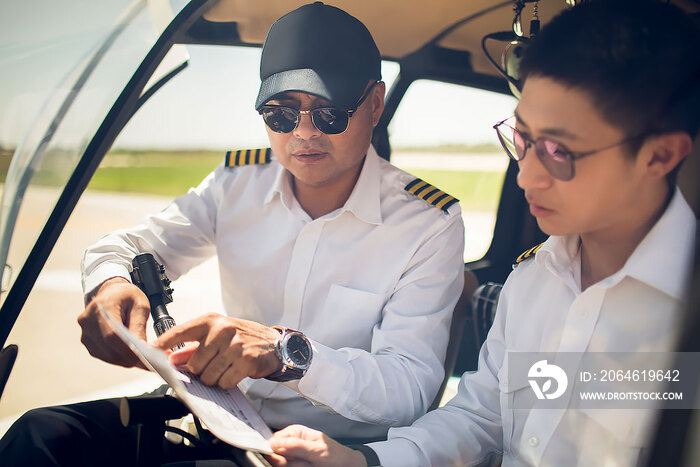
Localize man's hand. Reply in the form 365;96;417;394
78;277;150;368
268;425;368;467
154;313;282;389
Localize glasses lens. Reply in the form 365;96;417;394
261;107;298;133
512;128;527;159
311;108;349;135
495;123;522;161
535;139;574;181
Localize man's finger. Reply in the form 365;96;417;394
199;351;235;387
154;313;226;350
216;361;249;389
182;329;233;376
154;315;213;349
96;306;148;369
269;426;324;458
269;437;320;461
79;305;145;369
181;319;236;375
273;425;320;440
81;327;145;369
169;341;199;366
265;453;290;467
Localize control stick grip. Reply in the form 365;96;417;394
130;253;183;349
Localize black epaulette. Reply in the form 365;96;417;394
512;242;545;269
405;178;459;214
225;148;272;167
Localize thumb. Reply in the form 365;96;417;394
127;302;151;340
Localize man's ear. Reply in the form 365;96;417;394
642;131;693;179
370;81;386;127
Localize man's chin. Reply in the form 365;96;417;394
535;217;574;238
288;171;336;189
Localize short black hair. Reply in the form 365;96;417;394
519;0;700;145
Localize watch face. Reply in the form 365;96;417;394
284;333;312;367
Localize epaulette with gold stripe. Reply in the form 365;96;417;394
405;178;459;214
225;148;272;167
513;242;545;269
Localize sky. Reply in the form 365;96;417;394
113;46;518;150
0;0;518;152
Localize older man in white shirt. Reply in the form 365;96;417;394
75;3;465;440
80;143;464;439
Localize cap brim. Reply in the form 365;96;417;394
255;68;369;110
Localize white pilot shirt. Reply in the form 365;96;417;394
81;146;465;440
370;188;694;466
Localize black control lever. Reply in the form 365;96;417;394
130;253;182;348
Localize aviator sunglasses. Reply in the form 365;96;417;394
493;116;642;181
259;81;381;135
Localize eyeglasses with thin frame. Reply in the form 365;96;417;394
259;81;381;135
493;116;643;181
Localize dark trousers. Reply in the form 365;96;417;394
0;397;244;467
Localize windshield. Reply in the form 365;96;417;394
0;0;188;305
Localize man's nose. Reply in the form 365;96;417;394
292;111;322;140
516;147;553;191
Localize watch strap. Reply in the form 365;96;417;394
265;365;305;382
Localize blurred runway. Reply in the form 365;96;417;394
0;191;224;436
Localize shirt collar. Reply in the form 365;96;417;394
341;146;382;225
263;146;383;225
264;157;293;208
536;233;581;293
622;187;695;300
536;187;695;299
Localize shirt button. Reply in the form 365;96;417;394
528;436;539;447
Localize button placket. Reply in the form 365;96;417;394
518;289;605;464
519;408;565;465
558;288;604;352
283;220;324;328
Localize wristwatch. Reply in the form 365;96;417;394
265;326;313;382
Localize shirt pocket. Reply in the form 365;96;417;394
318;284;387;349
498;364;531;455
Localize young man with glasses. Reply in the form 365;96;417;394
267;1;700;465
0;3;465;465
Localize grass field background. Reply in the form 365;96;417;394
87;149;506;211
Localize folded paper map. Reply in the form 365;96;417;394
97;303;273;454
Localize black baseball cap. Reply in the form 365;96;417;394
255;2;381;111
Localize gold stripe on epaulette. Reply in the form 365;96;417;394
514;242;545;265
405;178;458;214
225;148;272;167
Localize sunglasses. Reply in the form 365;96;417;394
493;116;641;181
259;81;380;135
